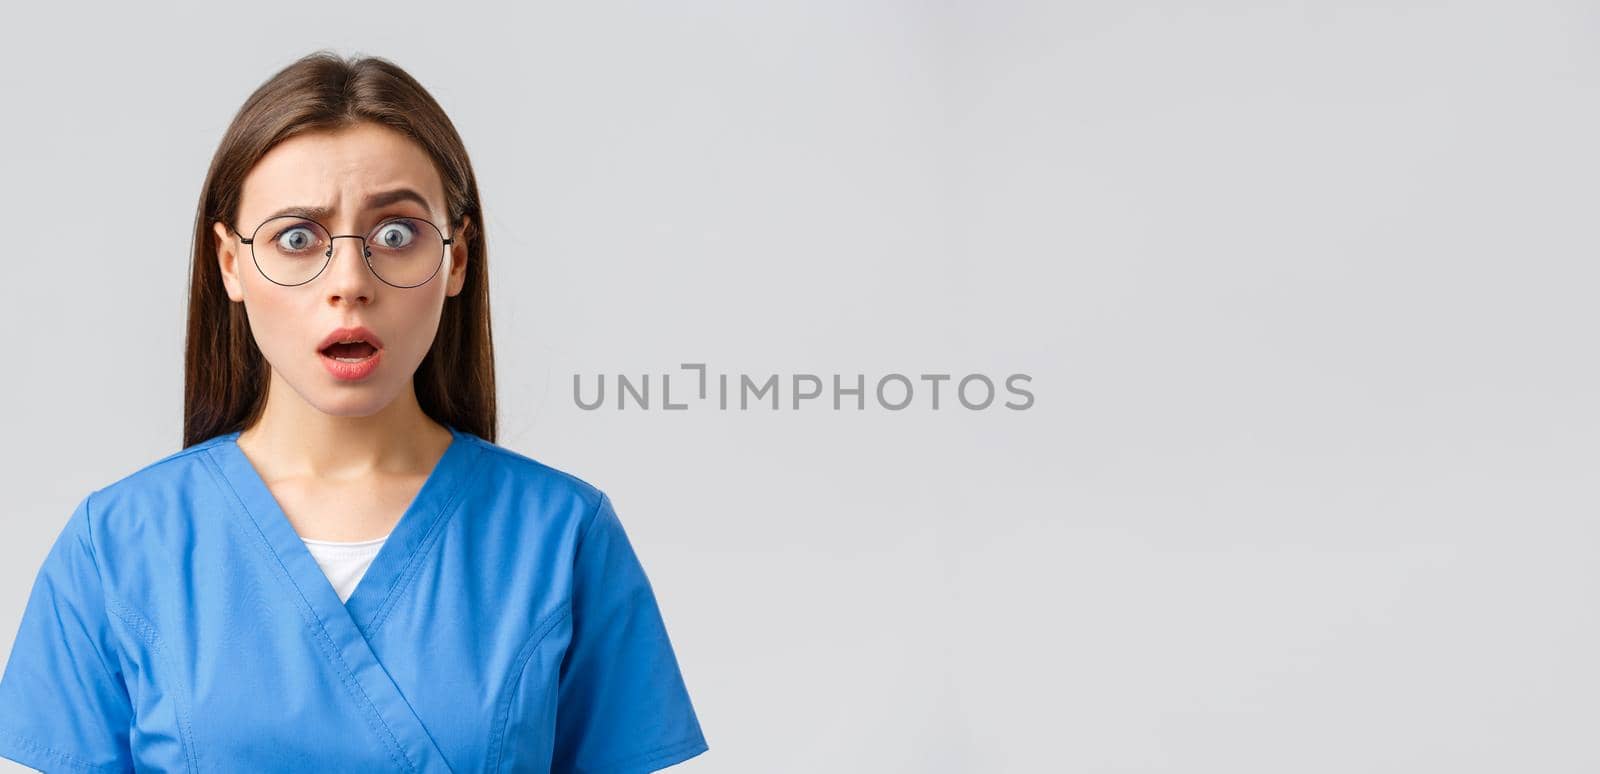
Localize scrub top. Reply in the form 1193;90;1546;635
0;425;709;773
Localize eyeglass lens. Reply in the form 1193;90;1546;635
248;215;445;287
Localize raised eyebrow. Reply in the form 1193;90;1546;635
263;188;436;224
364;188;435;215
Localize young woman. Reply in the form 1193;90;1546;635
0;51;708;773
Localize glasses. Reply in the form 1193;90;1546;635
225;214;454;288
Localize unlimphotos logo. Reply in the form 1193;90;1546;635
574;363;1034;411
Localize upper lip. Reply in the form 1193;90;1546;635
318;326;385;352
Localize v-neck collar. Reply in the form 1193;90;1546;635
206;423;483;635
200;423;483;773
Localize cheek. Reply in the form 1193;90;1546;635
392;299;447;358
238;287;306;365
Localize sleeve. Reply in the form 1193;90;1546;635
552;492;708;774
0;492;136;774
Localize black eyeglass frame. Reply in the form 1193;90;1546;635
223;214;457;289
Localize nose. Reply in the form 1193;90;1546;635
323;234;377;305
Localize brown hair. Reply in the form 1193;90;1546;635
183;50;495;448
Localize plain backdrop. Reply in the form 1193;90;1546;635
1;1;1596;772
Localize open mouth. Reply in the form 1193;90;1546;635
317;326;385;381
320;340;379;362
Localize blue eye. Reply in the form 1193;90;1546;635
275;226;320;253
374;220;418;250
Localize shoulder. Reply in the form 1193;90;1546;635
50;434;234;560
453;432;612;529
85;434;233;515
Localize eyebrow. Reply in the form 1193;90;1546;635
264;188;436;224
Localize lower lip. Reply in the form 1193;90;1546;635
320;347;382;381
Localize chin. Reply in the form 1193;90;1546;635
311;389;400;417
282;370;400;417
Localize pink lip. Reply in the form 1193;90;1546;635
317;325;385;352
316;325;384;382
321;347;383;381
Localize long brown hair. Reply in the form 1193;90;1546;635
183;50;495;448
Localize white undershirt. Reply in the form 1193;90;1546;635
301;533;390;603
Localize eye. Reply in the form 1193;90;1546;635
373;219;418;250
274;225;320;253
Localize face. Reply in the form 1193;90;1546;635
212;122;470;418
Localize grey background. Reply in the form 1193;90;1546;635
1;1;1595;772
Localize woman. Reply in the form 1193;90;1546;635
0;51;708;773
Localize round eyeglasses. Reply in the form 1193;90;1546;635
226;215;454;288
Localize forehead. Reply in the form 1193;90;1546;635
238;122;446;222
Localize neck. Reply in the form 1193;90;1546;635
236;368;451;481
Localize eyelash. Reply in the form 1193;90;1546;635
368;210;424;228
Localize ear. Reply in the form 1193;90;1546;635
445;214;471;298
213;221;246;303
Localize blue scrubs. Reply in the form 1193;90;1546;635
0;425;708;772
